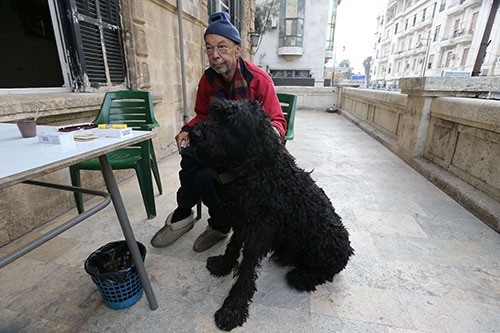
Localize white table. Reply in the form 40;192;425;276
0;123;158;310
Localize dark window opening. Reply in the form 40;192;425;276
208;0;241;31
0;0;64;88
1;0;126;92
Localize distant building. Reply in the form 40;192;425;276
254;0;341;87
372;0;500;90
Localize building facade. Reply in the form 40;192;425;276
253;0;340;87
372;0;500;90
0;0;256;246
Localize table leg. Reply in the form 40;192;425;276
98;155;159;310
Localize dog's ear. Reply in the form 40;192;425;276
208;99;238;124
209;99;256;130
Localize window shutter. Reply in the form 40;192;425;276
65;0;125;90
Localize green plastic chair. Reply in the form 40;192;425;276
69;90;162;219
277;92;297;144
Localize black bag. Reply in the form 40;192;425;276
84;241;146;283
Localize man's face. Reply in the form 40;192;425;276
204;34;241;81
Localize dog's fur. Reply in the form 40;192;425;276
190;99;354;331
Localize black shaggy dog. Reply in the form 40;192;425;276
190;99;354;331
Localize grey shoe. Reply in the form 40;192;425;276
193;226;229;252
151;211;194;248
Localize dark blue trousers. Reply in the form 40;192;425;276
176;147;230;233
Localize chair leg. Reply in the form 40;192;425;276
196;200;202;221
149;145;163;194
69;166;84;214
135;163;157;220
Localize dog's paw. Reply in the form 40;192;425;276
207;255;237;277
214;303;249;331
286;268;319;292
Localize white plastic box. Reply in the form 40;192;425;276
38;131;75;145
92;127;132;138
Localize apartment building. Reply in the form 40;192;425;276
372;0;499;90
253;0;340;87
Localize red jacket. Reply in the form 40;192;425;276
183;59;287;138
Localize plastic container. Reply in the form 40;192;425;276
84;241;146;310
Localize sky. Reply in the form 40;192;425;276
334;0;387;74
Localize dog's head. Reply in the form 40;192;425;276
190;99;284;174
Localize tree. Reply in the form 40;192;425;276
255;1;279;36
363;56;372;87
339;59;353;79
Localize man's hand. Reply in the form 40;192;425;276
175;131;190;152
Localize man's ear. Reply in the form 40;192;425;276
234;44;242;57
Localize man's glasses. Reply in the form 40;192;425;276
205;45;230;55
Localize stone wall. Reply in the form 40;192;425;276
338;77;500;232
275;86;336;110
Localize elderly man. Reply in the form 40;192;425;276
151;12;286;252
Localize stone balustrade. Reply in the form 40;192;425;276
338;77;500;232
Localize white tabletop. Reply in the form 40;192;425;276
0;123;154;189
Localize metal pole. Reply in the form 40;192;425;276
99;155;159;310
472;0;499;76
422;31;432;77
177;0;189;123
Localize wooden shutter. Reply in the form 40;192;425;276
63;0;125;90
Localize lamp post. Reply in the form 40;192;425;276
421;30;432;77
249;32;261;50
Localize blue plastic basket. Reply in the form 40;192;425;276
91;272;144;309
85;241;146;310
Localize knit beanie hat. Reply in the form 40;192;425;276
204;12;241;44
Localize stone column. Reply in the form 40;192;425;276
120;1;151;90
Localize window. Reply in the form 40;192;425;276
427;54;434;69
270;69;309;78
422;8;426;21
208;0;241;32
0;0;126;92
470;12;478;33
0;0;66;89
445;51;453;67
279;0;305;47
453;18;461;37
325;1;338;51
439;1;446;12
394;23;398;35
461;48;469;67
64;0;125;90
433;25;441;42
209;0;230;13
